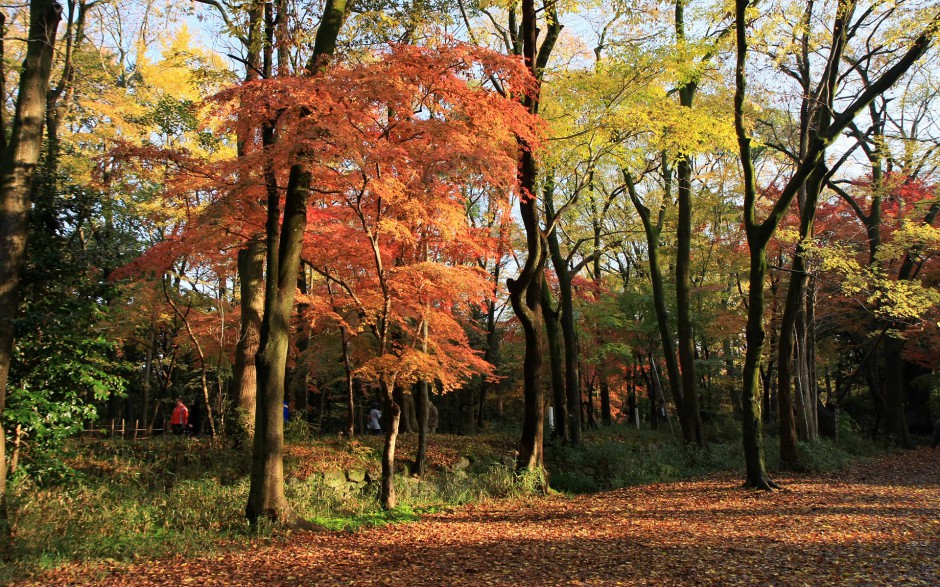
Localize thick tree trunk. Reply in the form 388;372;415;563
508;0;549;476
0;0;62;535
246;0;348;526
247;166;311;526
232;1;264;442
881;336;913;448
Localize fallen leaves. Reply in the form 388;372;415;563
16;448;940;586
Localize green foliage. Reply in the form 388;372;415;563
311;505;421;532
5;333;127;484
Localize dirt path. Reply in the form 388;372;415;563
22;448;940;586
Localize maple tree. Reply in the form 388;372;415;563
145;42;540;512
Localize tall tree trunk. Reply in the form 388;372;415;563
733;0;933;487
740;243;777;488
232;0;264;441
675;121;703;445
625;172;685;427
544;182;582;441
0;0;62;537
246;0;348;526
507;0;558;476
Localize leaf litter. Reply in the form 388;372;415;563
16;448;939;586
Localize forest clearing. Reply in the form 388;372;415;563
9;446;940;586
1;0;940;583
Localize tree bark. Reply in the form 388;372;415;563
507;0;556;476
235;241;264;439
544;182;582;440
414;320;430;475
245;0;348;526
0;0;62;535
380;381;401;508
232;0;264;442
541;279;567;440
625;171;685;427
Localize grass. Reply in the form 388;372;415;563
1;421;890;584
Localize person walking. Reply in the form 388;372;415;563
367;404;382;435
170;398;189;436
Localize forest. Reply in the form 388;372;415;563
0;0;939;583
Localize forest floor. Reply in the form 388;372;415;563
15;447;940;586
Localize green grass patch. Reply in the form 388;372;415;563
311;504;420;532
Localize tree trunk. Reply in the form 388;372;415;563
676;137;704;447
544;183;581;441
380;381;401;509
0;0;62;535
599;374;612;426
245;0;348;526
625;173;685;428
740;243;777;489
234;241;264;439
414;319;430;475
541;279;567;439
507;0;551;476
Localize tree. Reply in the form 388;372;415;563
0;0;63;536
732;0;939;488
245;0;349;526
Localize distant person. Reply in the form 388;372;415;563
171;398;189;436
284;401;290;423
428;403;438;434
368;404;382;435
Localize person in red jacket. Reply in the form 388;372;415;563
171;398;189;435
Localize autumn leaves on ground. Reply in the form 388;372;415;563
20;448;939;587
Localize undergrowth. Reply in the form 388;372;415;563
2;423;888;584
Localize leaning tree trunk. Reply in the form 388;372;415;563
545;183;582;441
625;172;686;429
0;0;62;536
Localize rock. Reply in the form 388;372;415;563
323;469;346;489
346;469;366;483
453;457;471;472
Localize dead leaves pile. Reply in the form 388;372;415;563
19;448;940;586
